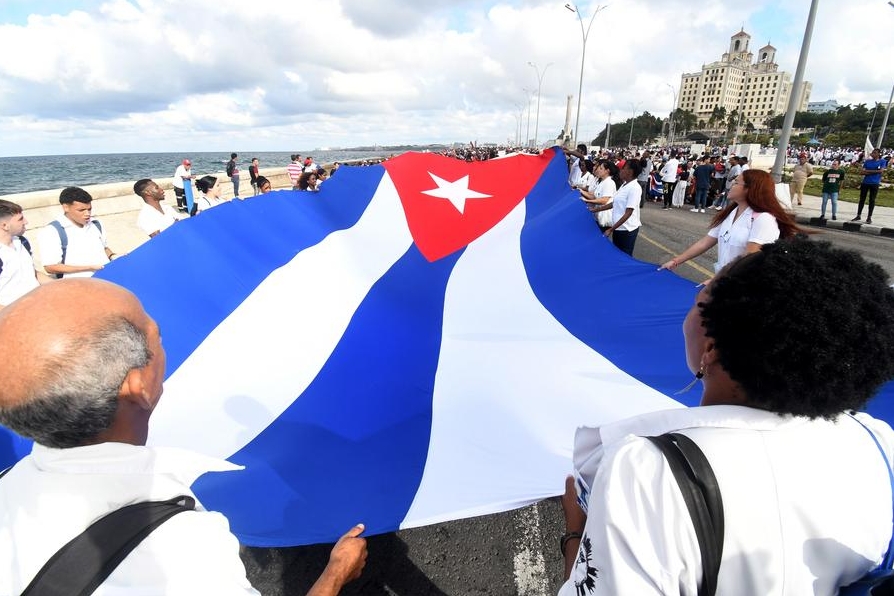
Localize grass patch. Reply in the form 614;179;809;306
803;179;894;206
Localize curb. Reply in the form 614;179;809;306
796;215;894;238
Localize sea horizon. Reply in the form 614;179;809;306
0;145;456;197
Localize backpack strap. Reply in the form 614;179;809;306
19;235;32;255
848;414;894;570
0;236;33;278
47;221;68;279
20;495;196;596
647;433;724;596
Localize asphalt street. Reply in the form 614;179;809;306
240;199;894;596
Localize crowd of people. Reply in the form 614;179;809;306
0;143;893;594
562;140;890;264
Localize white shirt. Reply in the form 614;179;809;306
37;215;109;278
568;156;582;188
660;159;679;183
592;177;616;200
197;194;226;213
707;206;779;272
611;180;642;231
576;171;595;191
137;203;180;237
0;442;260;595
0;236;38;306
172;165;191;190
559;406;894;596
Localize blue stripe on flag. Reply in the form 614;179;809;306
194;243;463;546
519;156;701;404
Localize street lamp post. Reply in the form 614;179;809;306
528;61;553;148
565;3;606;148
523;88;533;147
665;83;678;146
628;101;643;147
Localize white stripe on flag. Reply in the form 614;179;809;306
147;174;414;458
401;201;682;528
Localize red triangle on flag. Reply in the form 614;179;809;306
383;149;555;262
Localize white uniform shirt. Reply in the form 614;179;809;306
559;406;894;596
707;207;779;272
611;180;642;231
137;203;180;236
196;194;226;213
576;171;595;191
0;443;260;595
172;165;190;190
660;159;679;183
37;216;109;278
0;236;38;306
568;156;582;188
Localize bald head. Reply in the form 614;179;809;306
0;279;156;448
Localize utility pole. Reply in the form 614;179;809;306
605;111;612;149
771;0;818;183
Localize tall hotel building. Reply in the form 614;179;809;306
676;29;811;128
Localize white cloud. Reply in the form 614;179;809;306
0;0;891;156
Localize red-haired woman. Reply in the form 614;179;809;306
659;169;800;274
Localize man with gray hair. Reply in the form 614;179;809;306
0;279;368;595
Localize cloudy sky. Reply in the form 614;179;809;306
0;0;891;157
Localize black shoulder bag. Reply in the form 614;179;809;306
19;495;196;596
646;432;724;596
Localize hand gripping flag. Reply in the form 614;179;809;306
1;148;892;546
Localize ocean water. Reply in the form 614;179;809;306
0;149;392;196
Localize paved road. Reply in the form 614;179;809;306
238;200;894;596
634;200;894;283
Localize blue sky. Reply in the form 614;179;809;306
1;0;97;24
0;0;891;156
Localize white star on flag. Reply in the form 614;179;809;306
420;173;492;214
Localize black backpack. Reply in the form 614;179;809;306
226;160;235;177
47;220;104;279
0;235;32;277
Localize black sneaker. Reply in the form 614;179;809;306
851;216;862;222
866;218;873;224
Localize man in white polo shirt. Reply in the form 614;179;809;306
0;199;49;309
38;187;117;278
134;179;181;238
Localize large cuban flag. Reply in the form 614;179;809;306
1;147;892;546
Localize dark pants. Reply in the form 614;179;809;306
663;181;676;208
638;180;648;208
694;187;709;210
612;228;639;256
857;183;880;218
174;187;185;209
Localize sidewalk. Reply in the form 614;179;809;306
793;192;894;238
